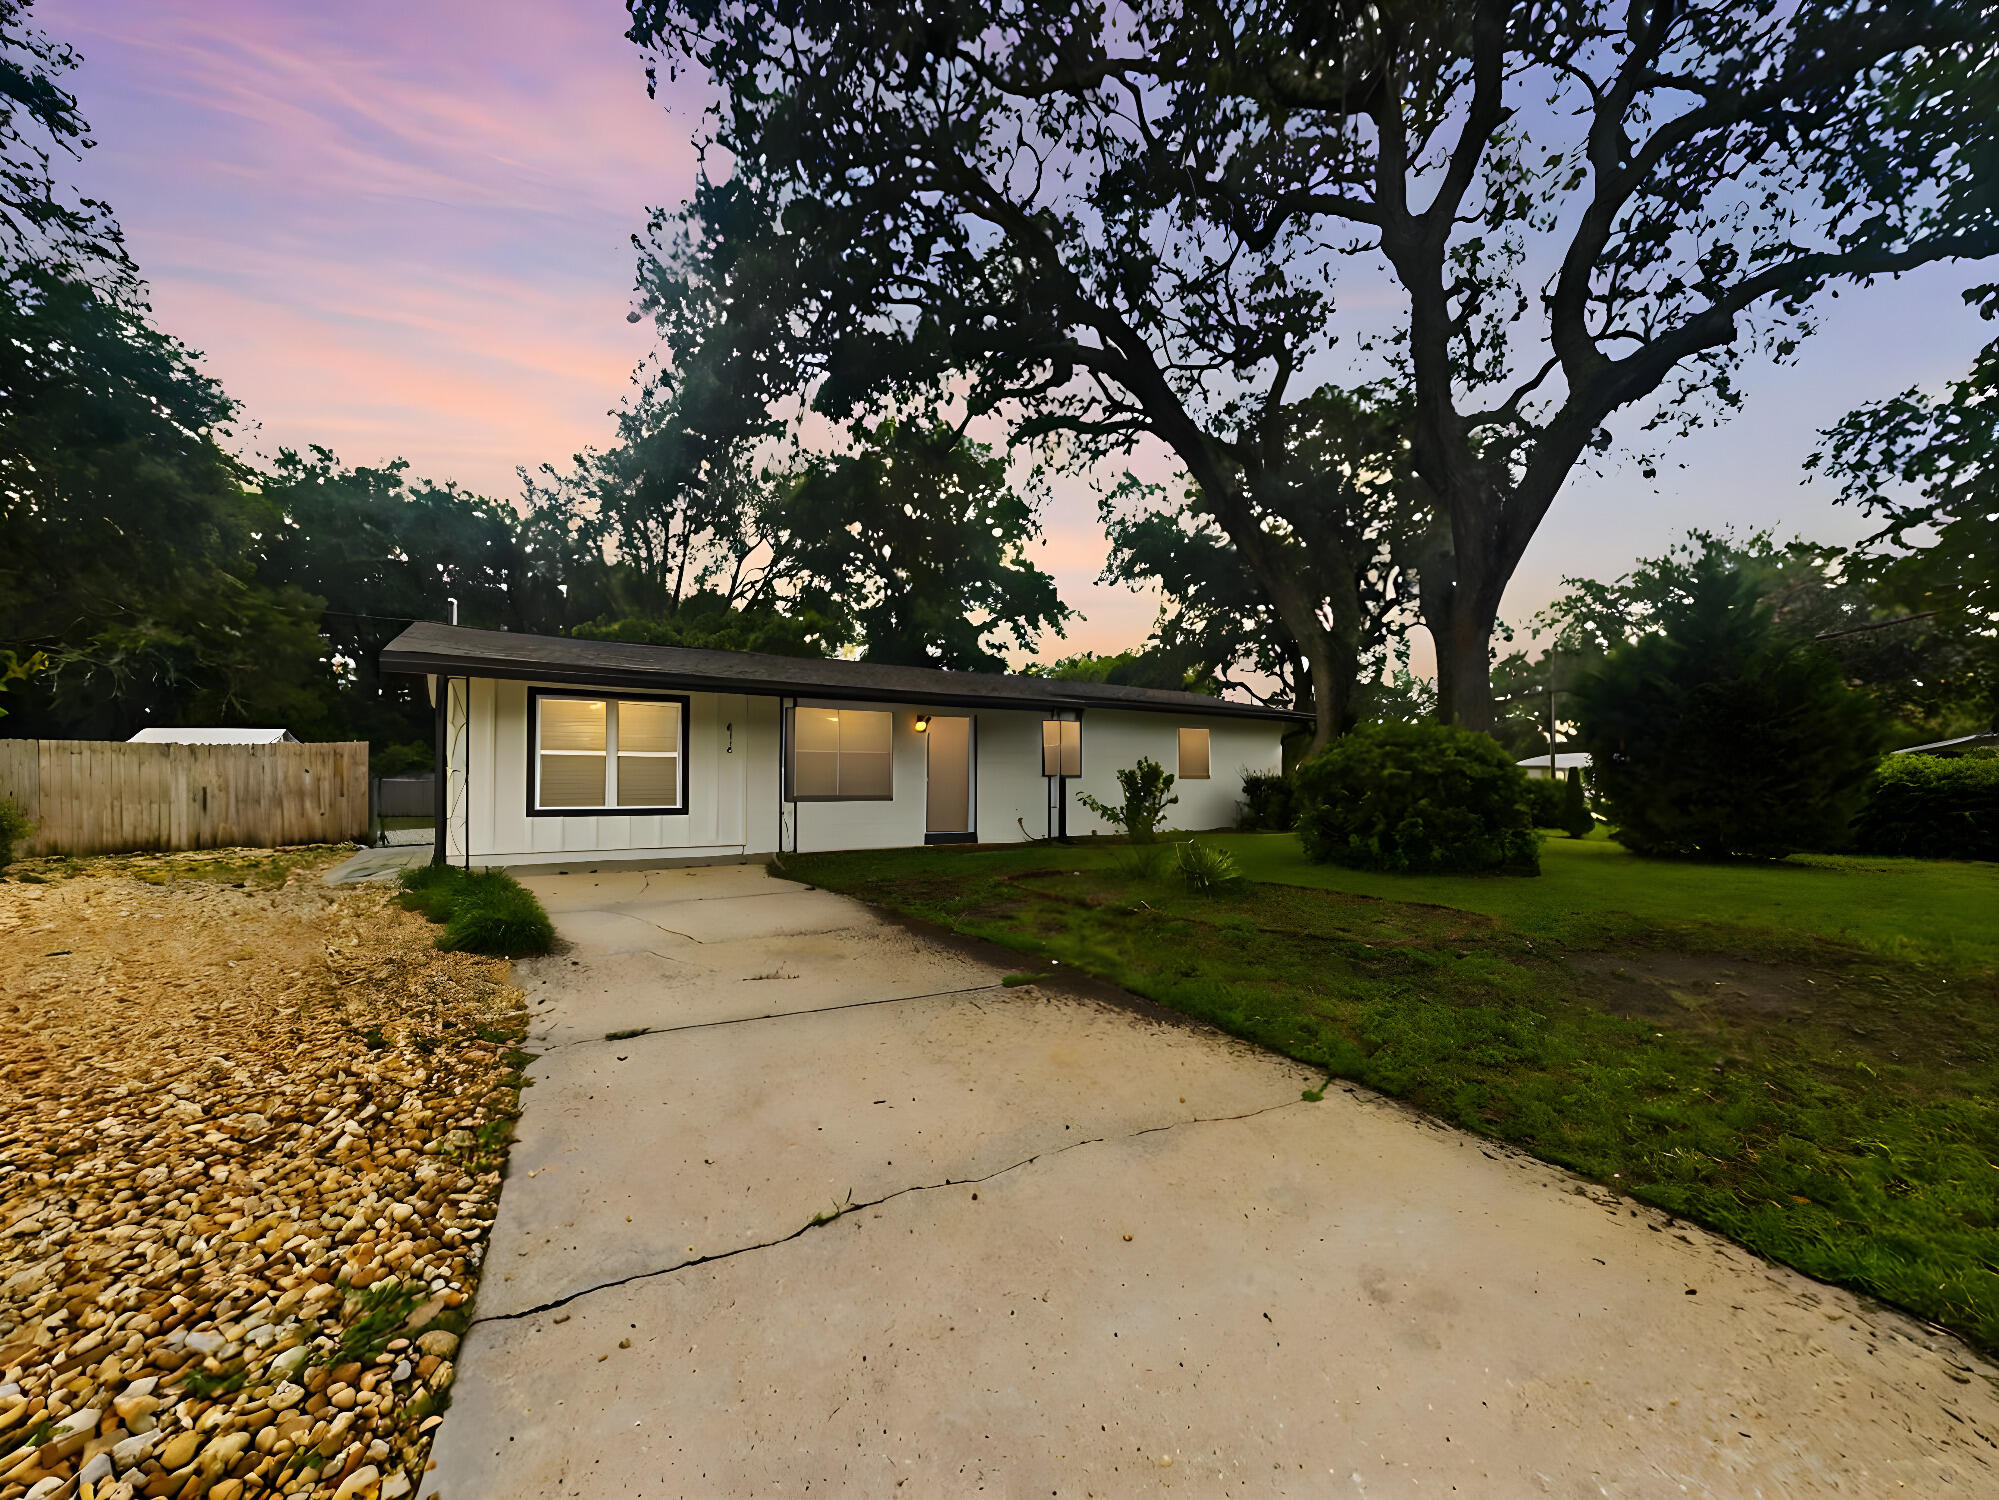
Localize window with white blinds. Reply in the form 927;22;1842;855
786;707;893;800
533;694;685;812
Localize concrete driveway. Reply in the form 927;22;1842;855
424;865;1998;1497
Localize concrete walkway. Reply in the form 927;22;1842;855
424;865;1998;1497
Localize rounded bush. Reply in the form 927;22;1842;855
1294;722;1540;875
1850;753;1999;861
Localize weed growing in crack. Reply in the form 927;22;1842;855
809;1190;857;1226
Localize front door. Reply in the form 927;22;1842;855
925;716;973;838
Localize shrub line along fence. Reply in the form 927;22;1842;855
0;739;369;856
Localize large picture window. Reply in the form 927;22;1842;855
1041;719;1081;777
1177;727;1211;780
787;707;893;800
532;692;686;813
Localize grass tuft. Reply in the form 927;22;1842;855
396;864;555;957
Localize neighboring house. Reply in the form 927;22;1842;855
1517;751;1592;781
1894;733;1999;757
380;622;1299;868
128;727;298;744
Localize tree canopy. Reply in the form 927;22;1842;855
1812;285;1999;731
625;0;1999;744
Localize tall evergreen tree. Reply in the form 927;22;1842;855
1573;560;1883;859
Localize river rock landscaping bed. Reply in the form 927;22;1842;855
0;849;530;1500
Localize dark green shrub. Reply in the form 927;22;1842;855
1294;722;1540;875
1522;777;1565;829
1238;771;1298;831
1078;756;1177;842
1175;838;1244;893
1561;767;1595;839
1850;753;1999;860
0;797;33;869
395;863;555;956
1573;561;1883;859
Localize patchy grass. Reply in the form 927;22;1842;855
396;863;555;957
787;837;1999;1354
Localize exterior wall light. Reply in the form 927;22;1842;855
913;715;931;733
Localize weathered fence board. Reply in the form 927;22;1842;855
0;740;369;856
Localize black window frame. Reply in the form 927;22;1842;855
527;686;693;818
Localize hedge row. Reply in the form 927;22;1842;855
1849;754;1999;861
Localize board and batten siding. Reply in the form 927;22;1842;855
450;680;777;865
447;676;1285;865
0;739;368;856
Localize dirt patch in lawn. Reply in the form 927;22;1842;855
0;848;528;1500
1567;949;1828;1023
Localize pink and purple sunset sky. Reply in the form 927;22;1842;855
52;0;1995;666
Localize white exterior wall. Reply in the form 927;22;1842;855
448;676;1286;866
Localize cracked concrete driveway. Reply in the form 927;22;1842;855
422;865;1998;1498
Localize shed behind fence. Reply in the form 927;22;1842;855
0;739;369;856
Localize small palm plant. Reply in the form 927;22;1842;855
1175;839;1244;894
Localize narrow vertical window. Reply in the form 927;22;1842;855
1177;727;1211;780
1041;719;1081;777
538;698;607;807
616;698;682;807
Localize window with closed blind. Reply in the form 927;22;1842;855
1041;718;1081;777
1177;727;1211;780
785;707;894;800
531;690;688;814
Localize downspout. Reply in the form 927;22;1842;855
777;696;793;856
460;678;471;871
430;674;446;868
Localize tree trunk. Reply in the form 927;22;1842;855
1421;495;1517;732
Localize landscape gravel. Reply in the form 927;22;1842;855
0;848;529;1500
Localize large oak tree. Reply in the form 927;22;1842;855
626;0;1999;741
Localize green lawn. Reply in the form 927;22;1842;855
1211;830;1999;969
784;834;1999;1353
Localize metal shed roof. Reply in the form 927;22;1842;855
128;727;297;744
378;622;1307;723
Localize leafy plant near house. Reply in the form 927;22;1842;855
0;797;32;870
1561;768;1596;841
1574;559;1883;859
1850;753;1999;861
1294;722;1540;875
1077;756;1177;843
395;864;554;957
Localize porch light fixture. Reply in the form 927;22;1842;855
913;715;930;732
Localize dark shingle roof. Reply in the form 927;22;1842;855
379;622;1306;724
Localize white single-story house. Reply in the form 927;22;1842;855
128;726;299;745
381;623;1302;869
1517;751;1592;781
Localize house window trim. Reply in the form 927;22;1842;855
784;705;896;803
527;687;693;818
1177;726;1212;780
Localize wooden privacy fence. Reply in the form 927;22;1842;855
0;739;369;856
